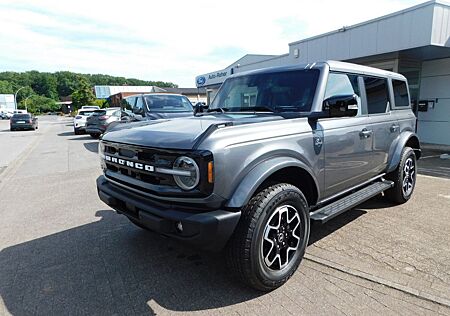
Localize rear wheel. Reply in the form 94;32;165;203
385;147;417;204
226;183;310;291
74;129;81;135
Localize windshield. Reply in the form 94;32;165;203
144;95;193;113
210;69;319;113
79;111;94;116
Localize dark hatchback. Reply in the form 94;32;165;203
10;113;38;131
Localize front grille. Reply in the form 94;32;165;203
102;141;213;197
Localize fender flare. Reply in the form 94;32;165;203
386;131;421;173
226;156;319;208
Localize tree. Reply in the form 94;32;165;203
0;80;14;94
71;76;95;109
18;95;58;114
55;71;79;97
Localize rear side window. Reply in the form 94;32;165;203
392;80;410;107
123;97;136;110
364;77;389;114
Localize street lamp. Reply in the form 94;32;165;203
23;95;33;112
14;86;26;110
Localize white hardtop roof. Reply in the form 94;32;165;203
228;60;407;81
325;61;406;80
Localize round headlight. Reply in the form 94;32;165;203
173;156;200;190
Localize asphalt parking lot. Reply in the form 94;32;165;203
0;116;449;315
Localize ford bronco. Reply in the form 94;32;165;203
96;61;420;291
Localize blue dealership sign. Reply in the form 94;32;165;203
196;76;206;86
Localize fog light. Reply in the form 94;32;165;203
176;221;183;233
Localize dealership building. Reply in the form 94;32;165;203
196;0;450;146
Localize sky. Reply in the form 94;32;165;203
0;0;425;87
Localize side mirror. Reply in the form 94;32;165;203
323;94;358;117
194;103;208;115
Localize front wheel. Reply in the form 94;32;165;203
385;147;417;204
226;183;310;291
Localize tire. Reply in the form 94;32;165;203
89;133;100;139
226;183;310;291
74;129;81;135
385;147;417;204
10;128;14;131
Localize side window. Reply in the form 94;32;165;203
392;80;410;107
122;97;136;111
324;73;361;113
134;97;145;115
364;77;389;114
112;110;121;117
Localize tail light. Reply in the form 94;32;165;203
75;116;82;119
29;119;32;123
99;115;110;120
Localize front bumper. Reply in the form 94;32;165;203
96;175;240;251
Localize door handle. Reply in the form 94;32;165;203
359;128;373;139
390;124;400;133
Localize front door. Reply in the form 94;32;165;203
320;73;374;198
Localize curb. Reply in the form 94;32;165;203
304;253;450;308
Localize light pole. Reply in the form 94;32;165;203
23;95;33;112
14;86;26;110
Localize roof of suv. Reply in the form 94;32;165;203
227;60;407;82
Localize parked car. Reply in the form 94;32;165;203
96;61;420;291
10;113;38;131
85;108;130;138
81;105;100;110
0;112;7;120
121;93;193;120
13;109;28;115
73;109;96;135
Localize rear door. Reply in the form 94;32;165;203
364;77;400;174
320;72;373;197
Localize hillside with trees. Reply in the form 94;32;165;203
0;70;177;113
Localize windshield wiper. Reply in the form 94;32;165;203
207;107;228;113
239;106;276;113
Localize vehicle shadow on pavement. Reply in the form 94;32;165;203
58;131;78;137
0;202;382;315
309;209;367;245
83;142;99;153
0;210;260;315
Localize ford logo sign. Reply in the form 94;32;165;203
196;76;206;86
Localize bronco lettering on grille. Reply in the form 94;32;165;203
104;155;154;172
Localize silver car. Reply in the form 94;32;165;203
96;61;420;291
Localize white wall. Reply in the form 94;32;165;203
417;58;450;145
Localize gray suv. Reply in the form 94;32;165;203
96;61;420;291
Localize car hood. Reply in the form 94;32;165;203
102;113;284;149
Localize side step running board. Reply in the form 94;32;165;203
310;180;394;223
